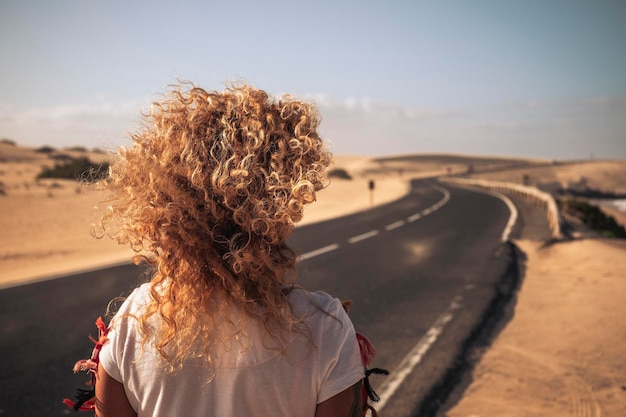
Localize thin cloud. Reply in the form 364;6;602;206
312;94;468;121
504;96;626;113
1;94;623;160
0;99;145;149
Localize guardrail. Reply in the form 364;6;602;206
440;177;562;239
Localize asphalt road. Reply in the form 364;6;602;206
0;179;512;417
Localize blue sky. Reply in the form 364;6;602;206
1;0;625;159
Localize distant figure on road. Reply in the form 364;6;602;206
80;83;367;416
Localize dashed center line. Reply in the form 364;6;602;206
295;182;516;412
299;184;453;261
384;221;405;231
298;244;340;261
348;230;380;244
407;213;422;222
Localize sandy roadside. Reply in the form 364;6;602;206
440;238;626;417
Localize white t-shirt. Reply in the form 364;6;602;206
99;284;365;417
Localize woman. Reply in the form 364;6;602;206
90;83;365;416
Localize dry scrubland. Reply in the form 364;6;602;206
2;142;626;415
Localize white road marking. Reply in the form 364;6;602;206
449;183;517;242
432;183;452;205
298;244;340;261
406;183;450;223
407;213;422;222
300;184;452;262
496;194;517;242
384;221;405;231
348;230;380;244
473;188;517;242
375;296;463;412
374;183;517;410
432;201;444;210
297;183;511;413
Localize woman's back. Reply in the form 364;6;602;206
100;285;364;417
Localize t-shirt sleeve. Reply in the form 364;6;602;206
317;297;365;404
98;284;148;383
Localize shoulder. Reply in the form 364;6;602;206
286;288;345;316
286;288;355;336
122;282;151;309
109;282;152;326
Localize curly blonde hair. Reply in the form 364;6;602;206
96;82;332;371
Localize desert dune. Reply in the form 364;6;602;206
468;159;626;194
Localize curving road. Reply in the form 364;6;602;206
0;179;513;417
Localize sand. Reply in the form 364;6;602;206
441;238;626;417
3;142;626;415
